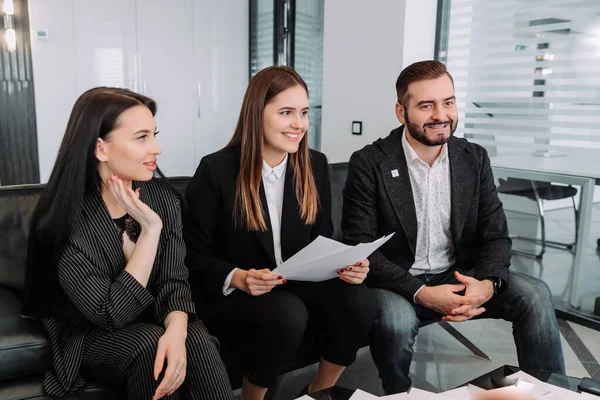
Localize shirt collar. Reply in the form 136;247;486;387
262;154;288;179
401;129;449;166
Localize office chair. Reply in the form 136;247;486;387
497;178;578;259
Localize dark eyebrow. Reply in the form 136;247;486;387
416;96;455;107
278;106;310;111
134;128;157;135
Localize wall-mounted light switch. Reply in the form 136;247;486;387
352;121;362;135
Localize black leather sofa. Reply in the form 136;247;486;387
0;164;351;399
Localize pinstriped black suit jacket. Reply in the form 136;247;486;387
40;178;196;397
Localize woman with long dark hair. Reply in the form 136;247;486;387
24;87;233;400
183;66;377;400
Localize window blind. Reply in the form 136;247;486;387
439;0;600;154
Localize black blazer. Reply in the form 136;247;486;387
183;145;333;310
41;178;196;397
342;126;512;300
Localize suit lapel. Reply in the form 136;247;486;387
80;188;126;271
379;128;418;256
448;138;475;251
254;180;277;266
280;162;304;261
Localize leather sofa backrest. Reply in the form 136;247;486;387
0;184;45;299
329;163;349;242
0;177;193;301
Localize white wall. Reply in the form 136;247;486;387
28;0;79;183
320;0;438;163
28;0;248;182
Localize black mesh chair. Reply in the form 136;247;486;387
497;178;578;259
329;163;490;361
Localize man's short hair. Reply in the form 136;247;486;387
395;60;454;108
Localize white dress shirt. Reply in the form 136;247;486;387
401;132;455;301
222;155;288;295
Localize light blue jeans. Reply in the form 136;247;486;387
369;269;565;394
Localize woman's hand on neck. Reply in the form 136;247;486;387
98;166;131;218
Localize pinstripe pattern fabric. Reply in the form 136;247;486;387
40;178;233;399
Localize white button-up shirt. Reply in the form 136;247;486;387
401;132;455;299
221;155;288;295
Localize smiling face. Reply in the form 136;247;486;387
95;105;162;182
396;74;458;147
262;84;309;165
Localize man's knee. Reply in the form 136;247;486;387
509;271;554;308
372;289;419;339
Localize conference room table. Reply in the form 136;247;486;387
489;148;600;309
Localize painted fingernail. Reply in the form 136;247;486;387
357;261;362;266
347;267;353;271
277;275;283;280
283;279;288;284
337;269;343;274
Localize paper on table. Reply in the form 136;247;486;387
349;389;381;399
441;385;486;400
506;371;585;400
380;392;409;399
272;233;395;282
405;387;450;399
294;396;313;400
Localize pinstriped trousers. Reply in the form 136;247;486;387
81;320;234;400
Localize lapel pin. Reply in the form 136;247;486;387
391;169;399;178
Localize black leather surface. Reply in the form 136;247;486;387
329;163;349;242
0;288;50;381
0;184;44;297
0;373;125;400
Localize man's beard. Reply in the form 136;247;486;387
404;109;457;147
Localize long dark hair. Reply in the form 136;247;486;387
24;87;161;317
225;66;318;231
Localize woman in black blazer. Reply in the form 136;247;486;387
184;66;377;399
24;88;233;400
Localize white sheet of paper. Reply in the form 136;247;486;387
294;396;313;400
506;371;585;400
282;235;348;268
380;392;409;399
349;389;381;399
405;387;448;399
441;385;485;400
272;233;395;282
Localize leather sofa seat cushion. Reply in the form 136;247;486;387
0;374;125;400
0;288;50;381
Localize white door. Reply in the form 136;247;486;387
191;0;249;165
136;0;196;177
73;0;138;92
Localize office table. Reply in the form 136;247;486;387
489;149;600;309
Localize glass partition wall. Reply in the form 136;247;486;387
249;0;324;150
437;0;600;327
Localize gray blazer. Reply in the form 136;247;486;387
342;126;512;300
